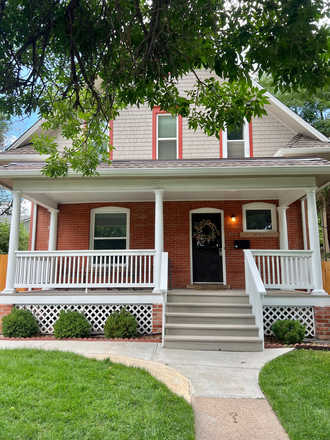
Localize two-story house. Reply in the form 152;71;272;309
1;71;330;351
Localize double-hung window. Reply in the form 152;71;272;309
152;107;182;159
90;207;130;250
222;122;251;158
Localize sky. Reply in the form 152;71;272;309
5;113;39;147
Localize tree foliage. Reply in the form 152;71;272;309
259;75;330;137
0;0;329;177
0;113;10;150
0;221;29;254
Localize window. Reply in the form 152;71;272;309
242;203;277;232
90;207;130;250
221;121;252;158
152;107;182;159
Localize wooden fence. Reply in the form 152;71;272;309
0;255;7;292
322;261;330;295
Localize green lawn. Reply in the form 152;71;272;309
259;350;330;440
0;349;195;440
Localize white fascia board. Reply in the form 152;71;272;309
3;164;330;179
0;154;49;162
275;147;330;157
262;295;330;307
251;79;330;142
7;119;44;151
0;294;161;305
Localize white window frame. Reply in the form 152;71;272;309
156;113;178;159
89;207;130;250
222;121;250;158
242;202;277;233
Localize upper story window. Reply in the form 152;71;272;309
221;121;252;158
152;106;182;159
242;202;277;232
90;207;130;250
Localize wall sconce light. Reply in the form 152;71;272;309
231;215;236;221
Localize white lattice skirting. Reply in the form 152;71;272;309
263;306;315;337
16;304;153;334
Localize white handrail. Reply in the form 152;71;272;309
244;250;265;349
15;250;156;289
159;252;168;348
250;250;314;290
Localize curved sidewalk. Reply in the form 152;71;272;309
0;340;291;439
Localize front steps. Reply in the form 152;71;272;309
164;291;263;351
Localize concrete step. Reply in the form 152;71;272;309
166;302;253;314
165;323;259;337
167;292;249;304
164;335;263;351
165;312;256;325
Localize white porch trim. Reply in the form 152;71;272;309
277;206;288;250
153;189;164;293
306;189;326;295
48;208;59;251
2;191;21;294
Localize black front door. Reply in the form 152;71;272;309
192;213;223;283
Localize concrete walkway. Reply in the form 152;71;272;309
0;340;291;439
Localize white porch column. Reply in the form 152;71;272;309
153;189;164;293
301;199;308;250
306;189;326;295
2;192;21;293
48;208;59;250
277;206;289;250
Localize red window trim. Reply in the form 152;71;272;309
219;121;253;158
109;120;114;160
152;106;183;159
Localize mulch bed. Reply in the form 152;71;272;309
0;333;162;343
265;336;330;351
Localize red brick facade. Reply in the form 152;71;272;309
314;306;330;340
30;199;305;289
152;304;163;333
0;304;13;333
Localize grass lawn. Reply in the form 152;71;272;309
259;349;330;440
0;349;195;440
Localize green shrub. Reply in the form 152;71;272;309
53;310;91;339
104;308;138;339
1;307;39;338
271;319;306;345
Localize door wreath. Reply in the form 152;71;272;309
193;219;220;245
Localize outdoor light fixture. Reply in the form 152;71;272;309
231;215;236;221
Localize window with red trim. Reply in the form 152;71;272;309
152;107;182;159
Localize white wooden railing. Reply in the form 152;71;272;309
244;250;265;347
251;250;314;290
159;252;169;347
14;250;156;289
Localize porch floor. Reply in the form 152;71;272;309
5;288;314;297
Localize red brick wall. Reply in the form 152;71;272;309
0;305;13;333
152;304;162;333
32;199;305;289
287;201;304;250
314;306;330;340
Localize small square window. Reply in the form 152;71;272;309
242;203;277;232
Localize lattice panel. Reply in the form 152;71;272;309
263;306;315;337
16;304;152;335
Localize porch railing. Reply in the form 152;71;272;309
14;250;156;289
244;250;265;346
251;250;314;290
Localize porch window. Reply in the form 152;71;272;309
222;122;251;158
90;208;130;250
242;203;277;232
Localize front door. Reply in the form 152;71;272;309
192;213;223;283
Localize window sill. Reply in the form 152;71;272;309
240;232;280;238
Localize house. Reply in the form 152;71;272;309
1;70;330;351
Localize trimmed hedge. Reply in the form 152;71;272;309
104;308;138;339
271;319;306;345
1;307;39;338
53;310;91;339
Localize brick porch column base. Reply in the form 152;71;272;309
314;306;330;340
152;304;163;334
0;305;13;333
